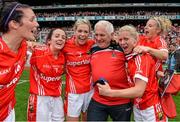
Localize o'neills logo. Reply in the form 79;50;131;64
40;73;61;82
6;77;19;88
66;59;90;67
1;63;22;88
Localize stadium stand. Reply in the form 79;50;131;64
2;0;180;45
34;3;180;44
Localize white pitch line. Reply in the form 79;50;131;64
17;80;65;85
18;80;29;85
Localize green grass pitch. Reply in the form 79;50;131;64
15;69;180;121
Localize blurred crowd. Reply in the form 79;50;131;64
35;10;179;17
37;24;180;46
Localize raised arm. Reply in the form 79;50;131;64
133;45;168;60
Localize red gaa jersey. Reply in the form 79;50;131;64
29;45;65;96
126;53;160;110
90;42;130;105
0;37;27;120
138;35;168;71
63;36;95;94
138;35;167;51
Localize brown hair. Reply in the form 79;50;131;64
0;2;31;33
45;28;66;44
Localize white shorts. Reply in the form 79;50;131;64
66;89;94;117
27;94;64;122
133;102;167;122
4;109;15;122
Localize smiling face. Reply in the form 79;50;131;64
48;29;66;51
74;23;90;45
17;8;39;41
144;19;161;40
95;25;112;48
118;31;137;55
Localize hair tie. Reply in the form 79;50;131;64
4;3;19;28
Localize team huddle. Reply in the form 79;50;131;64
0;1;179;122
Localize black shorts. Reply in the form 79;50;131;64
87;99;132;121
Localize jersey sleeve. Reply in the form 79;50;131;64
134;55;151;83
30;45;48;65
156;37;168;52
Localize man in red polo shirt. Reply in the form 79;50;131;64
87;20;132;121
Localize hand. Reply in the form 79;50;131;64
97;82;112;97
156;71;165;79
27;41;46;50
133;46;150;54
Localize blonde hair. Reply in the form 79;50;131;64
150;16;172;35
73;18;91;32
118;25;139;42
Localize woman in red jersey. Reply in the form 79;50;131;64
27;28;66;121
0;2;39;121
134;16;178;119
63;19;95;121
134;16;172;75
134;16;171;60
98;25;167;121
